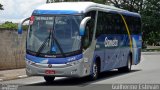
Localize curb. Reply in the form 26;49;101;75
142;52;160;55
0;75;28;82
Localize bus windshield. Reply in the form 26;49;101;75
27;15;82;57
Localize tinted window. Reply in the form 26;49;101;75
124;16;141;34
96;11;127;37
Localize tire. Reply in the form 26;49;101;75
89;61;99;80
118;56;132;72
44;76;55;83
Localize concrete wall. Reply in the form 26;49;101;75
0;30;26;70
147;46;160;49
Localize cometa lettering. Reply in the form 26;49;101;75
104;37;118;47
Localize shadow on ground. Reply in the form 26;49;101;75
26;69;141;86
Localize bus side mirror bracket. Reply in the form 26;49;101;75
18;17;30;34
79;17;91;36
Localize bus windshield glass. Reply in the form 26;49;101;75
27;15;82;56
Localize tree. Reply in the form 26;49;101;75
0;21;17;30
0;3;4;10
0;21;28;30
106;0;144;12
141;0;160;45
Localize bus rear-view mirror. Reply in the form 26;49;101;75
18;24;23;34
17;17;30;34
79;17;91;36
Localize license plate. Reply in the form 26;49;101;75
45;70;55;74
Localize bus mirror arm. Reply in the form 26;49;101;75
79;17;91;36
18;17;30;34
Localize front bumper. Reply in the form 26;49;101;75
25;59;85;77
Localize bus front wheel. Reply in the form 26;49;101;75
89;61;100;80
44;76;55;83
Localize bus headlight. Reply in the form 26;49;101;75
66;60;80;66
25;58;35;65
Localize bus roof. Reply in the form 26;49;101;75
33;2;140;17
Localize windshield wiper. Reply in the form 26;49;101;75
52;32;66;57
36;29;66;57
36;30;52;56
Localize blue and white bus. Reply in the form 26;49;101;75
18;2;142;82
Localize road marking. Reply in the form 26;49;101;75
18;75;27;78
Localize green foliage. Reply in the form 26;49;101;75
0;21;28;30
107;0;144;12
141;0;160;45
0;21;17;30
0;3;4;10
22;25;29;30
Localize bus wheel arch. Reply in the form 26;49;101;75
90;56;101;80
118;52;132;72
95;56;101;71
129;52;133;65
127;52;132;71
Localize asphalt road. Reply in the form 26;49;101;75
1;54;160;90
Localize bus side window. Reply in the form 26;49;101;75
96;11;106;37
121;15;130;35
124;16;141;35
134;17;141;34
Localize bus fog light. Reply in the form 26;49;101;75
71;69;77;75
26;60;35;65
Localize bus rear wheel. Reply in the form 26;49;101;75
44;76;55;83
118;56;132;72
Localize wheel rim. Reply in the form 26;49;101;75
93;63;98;78
128;59;131;70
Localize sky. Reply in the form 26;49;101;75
0;0;46;23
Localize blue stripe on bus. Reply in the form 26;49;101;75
25;54;83;64
33;10;79;15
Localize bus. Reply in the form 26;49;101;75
18;2;142;82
